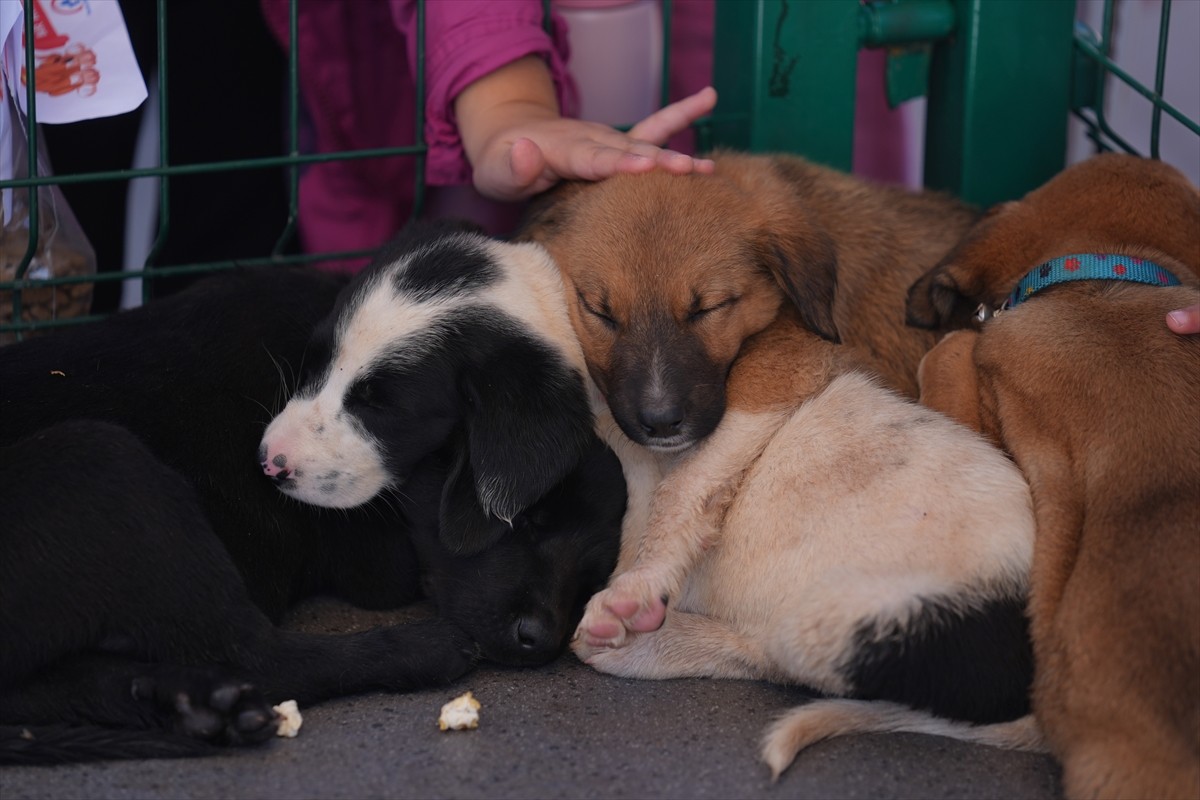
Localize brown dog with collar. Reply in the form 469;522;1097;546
906;153;1200;799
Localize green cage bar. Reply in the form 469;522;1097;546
710;0;861;171
923;0;1076;206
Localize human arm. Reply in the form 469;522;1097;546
455;55;716;202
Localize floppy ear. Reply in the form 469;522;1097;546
756;222;841;343
905;263;976;330
906;201;1020;331
438;437;510;555
461;347;595;526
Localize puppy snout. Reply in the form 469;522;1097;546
637;402;684;439
258;444;292;482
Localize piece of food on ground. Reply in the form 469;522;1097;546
274;699;303;738
438;691;481;731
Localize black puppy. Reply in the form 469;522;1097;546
0;226;626;764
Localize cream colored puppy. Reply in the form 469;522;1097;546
572;309;1038;778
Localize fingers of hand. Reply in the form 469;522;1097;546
473;137;554;201
472;103;717;201
628;86;717;145
1167;304;1200;335
507;137;549;189
575;140;707;180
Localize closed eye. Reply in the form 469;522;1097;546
346;375;388;410
687;295;739;323
578;292;618;330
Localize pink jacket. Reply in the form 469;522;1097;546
259;0;580;263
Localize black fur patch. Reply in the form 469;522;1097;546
297;223;499;395
841;595;1033;723
377;225;499;302
338;304;595;536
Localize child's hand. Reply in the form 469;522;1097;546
1167;304;1200;335
456;56;716;202
484;93;718;200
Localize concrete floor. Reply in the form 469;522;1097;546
1;599;1063;800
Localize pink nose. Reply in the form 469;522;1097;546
258;443;291;480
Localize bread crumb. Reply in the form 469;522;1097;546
438;691;480;731
274;699;303;738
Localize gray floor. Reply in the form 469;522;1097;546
1;599;1062;800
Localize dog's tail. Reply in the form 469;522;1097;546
761;699;1044;780
0;724;220;766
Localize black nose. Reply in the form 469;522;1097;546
637;403;684;438
514;615;556;653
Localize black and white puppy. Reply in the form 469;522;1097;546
259;221;607;555
0;223;625;764
260;220;627;650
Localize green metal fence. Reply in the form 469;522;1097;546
2;0;1197;341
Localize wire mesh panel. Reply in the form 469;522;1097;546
1071;0;1200;159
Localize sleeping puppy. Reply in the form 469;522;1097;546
258;222;613;539
521;149;979;411
258;220;626;653
906;153;1200;800
0;226;625;763
518;152;1033;777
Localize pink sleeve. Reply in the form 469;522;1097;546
390;0;578;186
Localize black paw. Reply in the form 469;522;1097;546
372;619;480;688
131;666;279;747
438;620;482;682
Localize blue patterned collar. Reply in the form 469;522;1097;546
978;253;1184;321
1007;253;1182;308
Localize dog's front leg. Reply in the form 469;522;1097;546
592;406;667;575
576;408;789;649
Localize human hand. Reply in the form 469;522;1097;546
479;95;718;200
456;57;716;202
1166;304;1200;335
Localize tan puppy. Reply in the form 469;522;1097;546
519;153;1038;776
518;150;979;605
523;151;976;415
907;153;1200;799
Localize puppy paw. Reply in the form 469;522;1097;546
572;598;627;661
132;666;279;746
572;632;649;676
573;569;668;653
